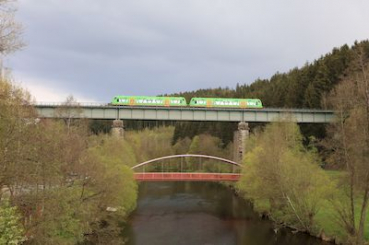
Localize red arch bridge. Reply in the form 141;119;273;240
131;154;241;182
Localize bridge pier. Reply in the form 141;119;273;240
234;122;249;163
111;120;124;138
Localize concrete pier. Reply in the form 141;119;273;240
234;122;250;163
111;120;124;138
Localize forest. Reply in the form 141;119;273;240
167;40;369;146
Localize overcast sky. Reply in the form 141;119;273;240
5;0;369;102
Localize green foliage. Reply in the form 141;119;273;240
185;134;233;172
169;41;369;144
28;187;86;245
238;121;333;232
78;135;137;237
88;135;137;168
0;80;139;244
186;136;200;171
188;135;200;154
0;199;24;245
76;136;137;244
0;77;37;191
126;126;175;166
86;154;137;215
20;132;138;244
172;137;191;155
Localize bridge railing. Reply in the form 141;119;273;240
130;154;241;176
33;102;109;107
134;172;241;182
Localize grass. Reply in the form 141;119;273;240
324;169;345;179
313;170;369;243
314;200;347;242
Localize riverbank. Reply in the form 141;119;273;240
226;170;369;245
224;182;339;244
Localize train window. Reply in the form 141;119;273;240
116;98;119;102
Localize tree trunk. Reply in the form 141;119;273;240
356;187;369;245
339;108;356;233
356;45;369;245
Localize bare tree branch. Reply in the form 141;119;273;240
0;0;24;55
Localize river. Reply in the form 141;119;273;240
123;182;329;245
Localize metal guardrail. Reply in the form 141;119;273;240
131;154;241;170
34;102;108;106
134;172;241;182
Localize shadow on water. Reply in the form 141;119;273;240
123;182;330;245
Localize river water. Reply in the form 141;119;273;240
123;182;329;245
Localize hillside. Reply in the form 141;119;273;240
168;40;369;145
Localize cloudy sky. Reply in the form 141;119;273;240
5;0;369;102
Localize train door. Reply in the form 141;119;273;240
129;98;135;106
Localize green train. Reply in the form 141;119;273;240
189;97;262;109
111;96;187;107
111;96;263;109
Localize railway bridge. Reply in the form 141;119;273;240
34;103;334;123
131;154;241;182
34;103;335;162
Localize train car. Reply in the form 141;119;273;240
111;96;187;107
189;97;263;109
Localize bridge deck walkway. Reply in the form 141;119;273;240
134;172;241;182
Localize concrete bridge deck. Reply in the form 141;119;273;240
34;103;334;123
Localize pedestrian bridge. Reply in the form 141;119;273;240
134;172;241;181
131;154;241;182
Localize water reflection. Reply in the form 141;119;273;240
124;182;328;245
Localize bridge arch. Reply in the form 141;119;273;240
131;154;241;170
